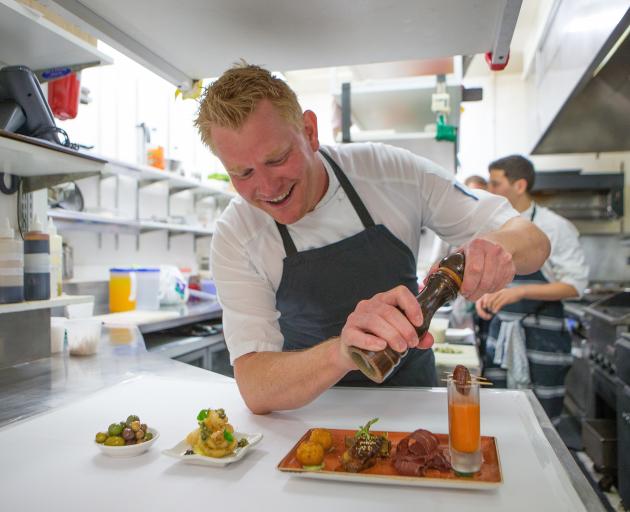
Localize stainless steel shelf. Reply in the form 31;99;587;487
0;294;93;315
0;0;112;72
48;209;214;237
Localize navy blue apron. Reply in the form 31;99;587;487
484;205;572;421
275;150;437;387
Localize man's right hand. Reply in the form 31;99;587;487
339;285;434;363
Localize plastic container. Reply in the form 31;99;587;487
48;219;63;298
136;268;160;310
50;317;67;354
24;215;50;301
109;268;136;312
0;218;24;304
65;318;102;356
48;71;81;120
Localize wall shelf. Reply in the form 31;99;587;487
0;294;94;315
0;0;112;73
48;209;214;237
103;158;235;198
0;130;106;178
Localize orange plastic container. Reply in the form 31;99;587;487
109;268;137;312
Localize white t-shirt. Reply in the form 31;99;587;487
519;202;589;296
211;142;518;363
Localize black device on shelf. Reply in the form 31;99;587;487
0;65;61;145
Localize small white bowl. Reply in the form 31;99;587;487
95;428;159;457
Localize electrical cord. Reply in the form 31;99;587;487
30;125;80;150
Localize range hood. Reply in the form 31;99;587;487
532;7;630;154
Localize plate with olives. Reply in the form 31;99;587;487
94;415;159;457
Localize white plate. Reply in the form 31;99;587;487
445;327;474;342
162;432;262;467
95;428;159;457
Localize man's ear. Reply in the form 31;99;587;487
515;178;528;195
303;110;320;151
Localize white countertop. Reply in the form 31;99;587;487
0;369;597;511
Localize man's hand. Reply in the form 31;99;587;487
475;287;524;320
458;238;516;301
339;285;434;361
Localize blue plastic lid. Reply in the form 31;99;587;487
136;268;160;272
110;268;135;273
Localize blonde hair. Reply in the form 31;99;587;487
195;62;303;149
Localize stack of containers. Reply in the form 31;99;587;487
0;219;24;304
48;220;63;298
24;216;50;301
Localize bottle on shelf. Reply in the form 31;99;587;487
24;215;50;301
0;218;24;304
48;219;63;298
349;252;465;383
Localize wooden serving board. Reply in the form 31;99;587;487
277;428;502;489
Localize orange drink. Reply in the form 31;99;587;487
447;377;482;474
448;402;480;453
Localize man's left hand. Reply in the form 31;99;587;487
458;238;516;301
475;287;524;319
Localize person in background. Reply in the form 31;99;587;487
477;155;589;422
464;175;488;191
195;63;551;414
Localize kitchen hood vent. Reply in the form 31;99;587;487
532;8;630;154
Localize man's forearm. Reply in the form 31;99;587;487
482;217;550;275
234;337;354;414
518;282;579;302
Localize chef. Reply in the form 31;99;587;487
477;155;589;421
195;64;550;414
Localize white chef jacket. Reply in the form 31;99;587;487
211;142;518;363
519;202;589;296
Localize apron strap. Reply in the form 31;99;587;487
276;222;298;256
276;149;375;257
319;150;375;229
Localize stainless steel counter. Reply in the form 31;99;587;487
0;325;229;429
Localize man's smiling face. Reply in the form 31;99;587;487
210;100;327;225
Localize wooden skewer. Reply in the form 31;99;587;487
441;378;494;386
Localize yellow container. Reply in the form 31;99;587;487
109;268;137;312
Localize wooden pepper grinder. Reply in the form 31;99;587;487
349;252;465;383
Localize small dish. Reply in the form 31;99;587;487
445;327;474;343
95;428;159;457
162;432;263;467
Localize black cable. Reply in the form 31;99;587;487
30;125;80;150
0;173;20;195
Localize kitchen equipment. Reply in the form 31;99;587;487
617;383;630;507
582;419;617;471
0;218;23;304
62;242;73;280
531;171;624;221
135;268;160;310
349;252;464;383
65;318;102;356
108;268;136;313
23;215;50;301
48;182;84;211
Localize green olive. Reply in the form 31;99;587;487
108;423;124;436
144;432;154;441
95;432;108;444
104;436;125;446
130;420;141;432
126;415;140;426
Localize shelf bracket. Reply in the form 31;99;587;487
489;0;522;68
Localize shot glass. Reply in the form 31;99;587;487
447;376;482;474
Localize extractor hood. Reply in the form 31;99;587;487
532;7;630;154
